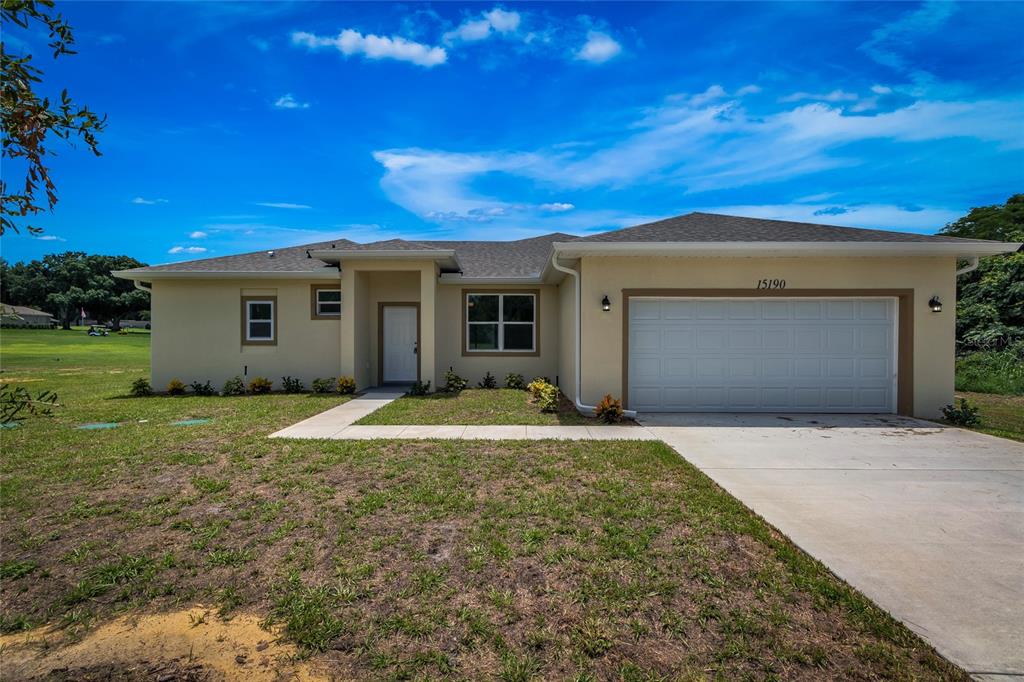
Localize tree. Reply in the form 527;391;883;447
1;0;107;235
939;195;1024;353
0;252;149;328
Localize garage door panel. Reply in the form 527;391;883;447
628;298;896;413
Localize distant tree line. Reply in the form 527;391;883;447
0;252;149;329
939;194;1023;354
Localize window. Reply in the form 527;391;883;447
465;291;537;354
311;285;342;319
242;297;276;344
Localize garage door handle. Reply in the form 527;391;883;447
413;342;418;355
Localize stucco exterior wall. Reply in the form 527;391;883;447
149;277;341;390
435;283;561;387
557;276;577;401
577;255;956;418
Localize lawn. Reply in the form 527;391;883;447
0;329;966;679
953;391;1024;442
355;388;606;426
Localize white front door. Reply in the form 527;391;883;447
382;306;418;383
628;297;897;412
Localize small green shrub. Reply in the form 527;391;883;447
189;380;216;396
222;376;246;396
504;373;526;390
527;378;549;401
312;377;335;393
337;376;356;395
441;367;468;393
594;394;624;423
941;398;982;427
478;371;497;389
281;376;305;393
249;376;273;394
537;383;560;413
409;380;431;396
129;378;152;397
166;378;186;396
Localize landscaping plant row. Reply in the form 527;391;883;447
128;375;358;397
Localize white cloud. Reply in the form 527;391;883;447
697;203;962;232
131;197;168;205
35;234;66;241
274;93;309;110
574;31;621;64
443;8;521;44
735;84;762;96
540;202;575;212
780;89;859;103
256;202;312;209
188;231;208;239
168;246;208;254
291;29;447;68
871;84;893;95
861;1;956;76
688;85;727;106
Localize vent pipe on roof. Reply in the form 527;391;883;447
267;250;275;258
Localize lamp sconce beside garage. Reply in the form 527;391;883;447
928;296;942;313
601;295;611;312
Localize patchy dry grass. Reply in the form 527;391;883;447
356;388;605;426
951;391;1024;442
0;329;966;679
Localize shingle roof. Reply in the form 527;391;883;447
118;212;1008;279
571;212;994;244
1;304;53;317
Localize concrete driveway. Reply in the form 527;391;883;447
645;414;1024;679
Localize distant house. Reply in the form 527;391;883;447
1;304;55;328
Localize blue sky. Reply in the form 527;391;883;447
3;1;1022;265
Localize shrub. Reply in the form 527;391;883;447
166;379;186;396
594;394;624;424
249;376;273;394
941;398;982;427
504;373;526;390
537;383;560;413
409;380;432;396
190;380;216;396
222;376;246;396
955;343;1024;395
441;367;468;393
337;376;356;395
527;378;550;401
312;377;335;394
281;376;305;394
478;371;497;389
129;378;152;397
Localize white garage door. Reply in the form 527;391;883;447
628;298;897;412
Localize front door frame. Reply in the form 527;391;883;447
621;288;914;415
378;302;421;385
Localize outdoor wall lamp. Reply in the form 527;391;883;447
928;296;942;313
601;295;611;312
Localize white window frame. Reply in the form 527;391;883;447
315;288;341;317
465;292;536;353
246;299;275;341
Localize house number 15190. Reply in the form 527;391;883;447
756;279;786;289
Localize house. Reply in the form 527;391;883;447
0;304;55;328
113;212;1020;418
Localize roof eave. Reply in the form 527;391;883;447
551;241;1022;258
111;269;340;281
309;249;461;270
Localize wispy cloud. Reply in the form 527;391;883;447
779;89;859;103
443;8;521;45
291;29;447;68
168;246;208;254
274;93;309;110
131;197;168;205
698;203;962;232
540;202;575;212
860;1;956;77
574;31;621;64
255;202;312;210
35;234;66;241
188;231;208;239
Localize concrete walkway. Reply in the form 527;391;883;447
269;389;659;440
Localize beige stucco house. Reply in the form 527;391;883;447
113;212;1020;418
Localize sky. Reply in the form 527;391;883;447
2;1;1022;266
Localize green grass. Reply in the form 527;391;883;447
952;391;1024;442
356;388;601;425
955;348;1024;395
0;328;965;679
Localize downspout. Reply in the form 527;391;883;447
550;253;637;418
132;280;152;293
955;256;979;276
